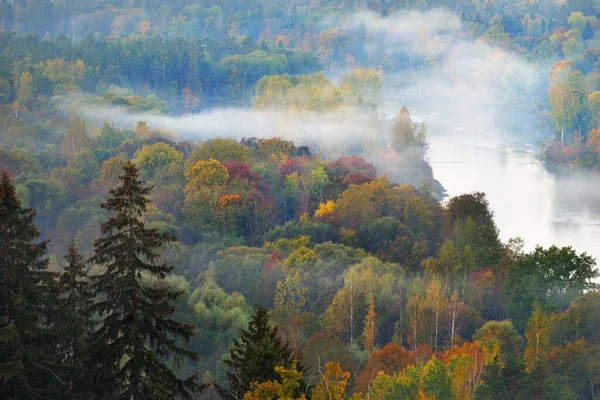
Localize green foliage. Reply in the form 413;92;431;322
88;161;201;399
56;242;94;397
133;142;184;182
0;172;56;397
219;308;299;400
504;245;598;331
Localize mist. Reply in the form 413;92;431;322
79;9;547;153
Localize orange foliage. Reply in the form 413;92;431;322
354;343;415;392
587;128;600;156
218;194;242;208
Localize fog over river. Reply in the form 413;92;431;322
428;128;600;265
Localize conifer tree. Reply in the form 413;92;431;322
56;242;94;398
0;171;57;397
88;161;200;399
219;307;299;400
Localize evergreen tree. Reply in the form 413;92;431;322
56;242;94;398
219;307;300;400
88;161;200;399
583;21;594;41
0;171;57;398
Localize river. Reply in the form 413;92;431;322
428;129;600;265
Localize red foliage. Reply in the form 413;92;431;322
343;172;373;185
264;251;284;270
330;156;377;180
223;160;260;184
279;158;304;177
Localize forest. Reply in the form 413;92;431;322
2;0;600;400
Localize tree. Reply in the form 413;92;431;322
363;298;377;353
15;71;33;104
446;291;462;347
549;81;580;147
474;321;523;362
524;303;549;372
312;362;351;400
56;242;94;397
88;161;201;399
0;172;56;397
583;21;595;41
588;91;600;128
133;142;184;182
446;193;502;267
188;139;253;166
421;357;452;400
243;364;306;400
474;356;529;400
135;121;151;141
220;307;299;400
185;159;229;195
407;293;424;350
504;245;598;331
424;278;444;350
61;117;91;159
390;106;428;159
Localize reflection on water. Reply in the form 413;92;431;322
428;132;600;264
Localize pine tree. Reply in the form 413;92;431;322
0;171;58;397
56;242;94;398
219;307;300;400
88;161;200;399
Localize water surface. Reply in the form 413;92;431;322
428;130;600;264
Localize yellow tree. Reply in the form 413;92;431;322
363;298;377;353
184;159;229;200
61;117;91;159
424;277;444;350
135;121;151;141
312;362;351;400
254;75;292;110
15;71;33;103
244;365;306;400
446;291;462;348
437;240;459;295
407;293;423;350
324;267;361;343
524;303;549;372
549;79;580;146
341;68;383;109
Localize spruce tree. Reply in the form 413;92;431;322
56;242;94;398
88;161;200;399
0;171;57;398
219;307;300;400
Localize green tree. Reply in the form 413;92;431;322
88;161;201;399
0;172;57;398
219;307;299;400
504;245;598;331
422;357;452;400
56;242;94;398
133;142;184;183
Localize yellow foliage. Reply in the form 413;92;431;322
315;200;335;220
312;362;350;400
244;365;306;400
